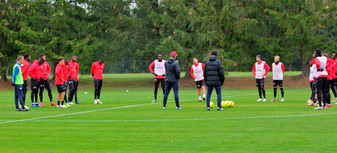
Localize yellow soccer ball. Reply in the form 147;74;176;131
229;101;235;108
210;101;214;108
221;101;226;108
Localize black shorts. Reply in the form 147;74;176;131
56;84;65;93
273;80;283;87
31;79;39;90
68;80;78;90
333;78;337;85
195;80;206;88
94;79;103;89
256;79;265;87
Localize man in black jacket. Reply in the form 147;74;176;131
204;50;225;111
163;51;182;110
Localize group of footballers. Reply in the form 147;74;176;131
12;54;105;111
307;49;337;110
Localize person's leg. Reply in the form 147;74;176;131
94;80;98;100
173;82;180;107
45;80;53;103
23;80;27;105
261;79;266;99
322;78;327;107
97;80;103;99
273;87;277;98
57;92;61;106
256;79;262;99
215;85;222;108
279;80;284;98
61;92;65;105
197;88;201;101
39;79;45;103
74;81;78;102
15;85;19;109
163;82;172;107
206;86;214;108
161;79;165;95
202;85;206;100
331;79;337;98
316;78;323;107
325;79;331;105
68;80;75;102
154;79;159;101
18;85;25;109
64;83;68;102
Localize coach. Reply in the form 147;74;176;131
204;50;225;111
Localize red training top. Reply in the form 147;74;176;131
68;60;79;81
55;64;64;85
39;61;51;80
91;61;105;80
62;64;69;83
20;60;30;81
28;60;40;81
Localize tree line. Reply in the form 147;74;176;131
1;0;336;81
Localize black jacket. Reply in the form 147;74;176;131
204;55;225;86
165;58;181;83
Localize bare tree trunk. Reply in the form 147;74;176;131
300;41;309;76
1;72;7;82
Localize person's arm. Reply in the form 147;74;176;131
47;63;51;75
263;63;270;77
56;67;62;81
281;63;285;73
12;66;19;84
175;62;181;79
91;63;95;77
148;61;155;74
312;58;320;69
22;63;29;76
252;64;256;77
218;61;225;85
28;65;35;79
190;66;195;79
201;63;205;70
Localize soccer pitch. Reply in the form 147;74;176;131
1;83;337;152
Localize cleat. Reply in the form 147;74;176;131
31;104;37;108
61;105;68;108
307;99;314;104
69;102;75;105
176;107;182;110
270;98;276;102
22;108;29;111
35;103;40;107
257;98;262;102
263;98;267;102
51;102;57;106
40;102;45;107
23;106;29;110
163;107;166;110
326;104;331;107
16;109;22;111
308;102;316;106
203;97;206;101
152;100;157;103
97;100;103;104
314;107;323;110
207;107;210;111
57;105;61;108
217;107;224;111
281;98;284;102
94;100;98;104
198;100;201;102
75;101;81;104
65;103;71;107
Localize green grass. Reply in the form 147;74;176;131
0;84;336;152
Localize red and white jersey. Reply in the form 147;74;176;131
309;65;317;82
272;62;284;80
154;60;166;76
191;63;204;81
255;61;266;79
312;56;328;78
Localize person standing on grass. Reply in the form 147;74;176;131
12;56;29;111
162;51;181;110
20;54;30;108
62;58;71;107
312;49;333;110
55;57;67;108
39;54;56;106
252;55;270;102
204;50;225;111
271;56;285;102
68;55;81;105
323;53;334;108
91;58;105;104
190;57;206;102
307;59;317;106
148;54;166;103
28;58;43;107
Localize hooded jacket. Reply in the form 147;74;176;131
204;55;225;86
164;57;180;83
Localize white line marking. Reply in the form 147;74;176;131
23;112;337;123
0;94;254;125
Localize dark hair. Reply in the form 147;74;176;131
99;57;104;61
333;52;337;56
24;54;30;59
211;50;217;56
38;57;45;63
57;57;64;62
64;58;69;61
306;58;312;65
315;49;322;57
71;55;77;58
39;53;45;57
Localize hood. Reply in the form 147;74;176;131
210;55;217;61
167;58;175;64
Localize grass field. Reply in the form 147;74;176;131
1;80;337;152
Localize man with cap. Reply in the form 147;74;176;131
162;51;181;110
148;54;166;102
252;55;270;102
204;50;225;111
